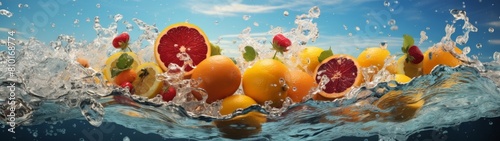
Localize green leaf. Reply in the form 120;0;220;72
210;43;222;56
116;53;134;69
402;34;414;53
111;68;124;78
318;47;334;63
243;46;258;62
230;57;237;64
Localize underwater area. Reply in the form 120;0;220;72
1;0;500;140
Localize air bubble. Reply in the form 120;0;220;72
242;15;250;21
51;23;56;28
123;136;130;141
462;46;470;55
0;9;13;18
384;1;390;7
292;87;297;91
283;11;289;16
476;43;482;48
18;3;23;8
390;25;398;31
96;3;100;8
348;33;353;37
343;25;348;30
489;27;494;33
253;22;259;27
355;26;360;31
388;19;396;26
74;19;79;24
426;27;430;30
490;121;494;125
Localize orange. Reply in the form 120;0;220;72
286;69;317;102
314;54;363;99
214;94;267;139
357;47;391;70
296;47;324;75
114;69;137;86
191;55;241;103
374;90;425;122
422;44;463;74
132;63;164;98
154;23;211;77
77;57;89;68
243;59;289;107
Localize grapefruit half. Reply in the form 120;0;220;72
154;23;211;77
314;54;362;99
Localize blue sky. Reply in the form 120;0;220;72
1;0;499;61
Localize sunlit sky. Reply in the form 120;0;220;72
1;0;499;61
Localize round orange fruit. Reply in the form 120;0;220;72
214;94;266;139
286;70;317;102
243;59;289;108
191;55;241;103
314;54;362;99
422;44;463;74
154;23;211;77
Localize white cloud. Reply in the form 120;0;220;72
486;21;500;27
186;0;375;17
489;39;500;45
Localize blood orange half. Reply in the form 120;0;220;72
154;23;211;77
314;54;362;99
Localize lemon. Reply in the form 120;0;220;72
242;59;289;108
102;52;141;83
132;62;164;98
297;47;324;75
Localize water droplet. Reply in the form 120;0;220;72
394;1;399;4
476;43;482;48
348;33;353;36
123;136;130;141
253;22;259;27
343;25;348;30
24;4;29;8
96;3;101;8
380;42;387;49
0;9;13;18
18;3;23;8
374;26;378;29
79;98;105;127
242;15;250;20
426;27;431;30
0;2;2;6
390;25;398;31
489;121;493;125
283;11;289;16
73;124;76;127
390;8;394;12
114;14;123;22
80;138;85;141
33;132;38;137
364;139;369;141
366;20;370;24
74;19;79;24
489;27;495;33
308;6;321;18
388;19;396;26
214;20;218;25
355;26;360;31
462;46;470;55
292;87;297;91
384;1;390;7
51;23;56;27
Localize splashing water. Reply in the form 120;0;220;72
0;5;499;141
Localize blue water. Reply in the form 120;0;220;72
1;0;500;141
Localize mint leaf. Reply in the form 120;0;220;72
116;53;134;69
111;68;123;77
210;43;222;56
402;34;414;53
318;47;334;63
243;46;258;62
230;57;237;64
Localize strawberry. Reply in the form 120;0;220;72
272;34;291;52
406;45;423;64
160;86;176;102
119;82;134;92
112;32;130;49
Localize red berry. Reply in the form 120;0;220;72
161;86;176;102
272;34;291;52
407;45;423;64
112;33;130;49
120;82;134;92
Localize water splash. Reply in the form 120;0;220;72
0;9;13;18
